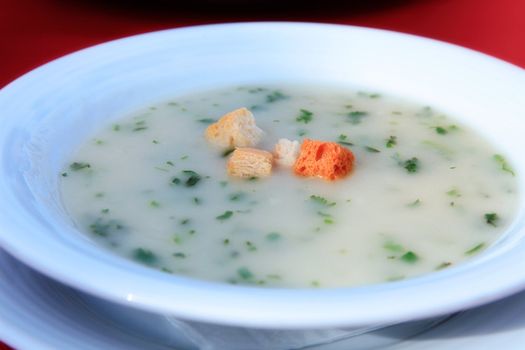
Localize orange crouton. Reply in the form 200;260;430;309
227;148;273;178
205;108;263;149
293;139;354;180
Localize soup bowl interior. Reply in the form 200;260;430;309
0;22;525;329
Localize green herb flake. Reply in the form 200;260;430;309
216;211;234;221
386;136;397;148
69;162;91;171
465;242;486;255
132;248;157;265
94;192;105;198
296;109;314;124
61;172;68;177
311;280;321;287
222;148;235;157
310;195;336;207
101;208;110;214
435;126;448;135
173;252;186;258
297;129;308;137
229;192;246;201
403;157;419;173
133;126;148;132
89;218;124;237
112;124;120;131
197;118;216;124
266;232;281;241
436;262;452;270
237;267;254;280
347;111;368;124
266;91;289;103
149;200;160;208
245;241;257;252
383;241;404;253
446;188;461;198
152;140;159;144
192;197;201;205
171;177;181;185
400;251;419;263
323;217;334;224
484;212;499;227
223;239;230;245
493;154;515;176
407;199;421;208
365;146;381;153
182;170;201;187
179;218;190;225
337;134;354;146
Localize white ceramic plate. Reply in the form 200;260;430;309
1;248;525;350
0;22;525;330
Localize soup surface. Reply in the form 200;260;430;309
60;85;518;288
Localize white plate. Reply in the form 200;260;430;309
0;249;524;350
1;23;525;329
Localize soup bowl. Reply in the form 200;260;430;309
0;22;524;343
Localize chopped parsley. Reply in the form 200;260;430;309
484;212;499;227
182;170;201;187
237;267;254;280
435;126;448;135
266;91;289;103
149;200;160;208
69;162;91;171
436;262;452;270
403;157;419;173
245;241;257;251
465;242;486;255
266;232;281;241
296;109;313;124
347;111;368;124
197;118;216;124
310;195;336;207
216;210;233;221
337;134;354;146
365;146;381;153
173;252;186;258
400;251;418;263
222;148;235;157
386;136;397;148
446;188;461;198
407;199;421;208
493;154;515;176
132;248;157;265
89;218;125;237
192;197;201;205
383;241;404;253
297;129;308;137
229;192;246;201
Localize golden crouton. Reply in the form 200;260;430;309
273;138;300;167
205;108;263;149
227;148;273;178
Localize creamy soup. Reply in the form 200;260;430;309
60;86;518;288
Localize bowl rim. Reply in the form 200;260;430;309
1;21;525;329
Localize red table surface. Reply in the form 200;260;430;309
0;0;524;348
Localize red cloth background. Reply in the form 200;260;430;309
0;0;524;348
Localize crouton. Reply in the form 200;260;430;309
293;139;354;180
227;148;273;178
205;108;263;149
274;138;300;167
